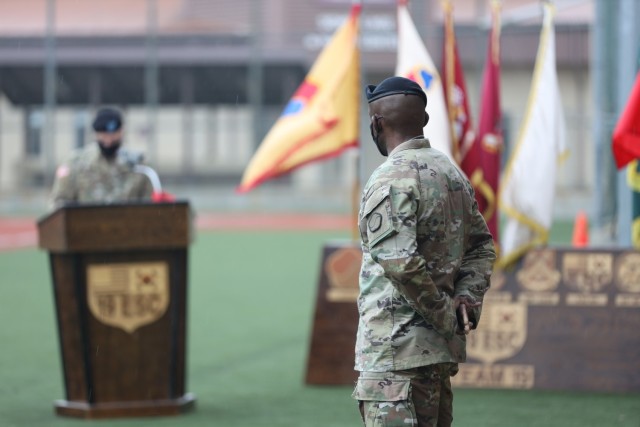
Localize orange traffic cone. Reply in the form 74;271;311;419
572;211;589;248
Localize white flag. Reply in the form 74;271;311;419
396;2;453;162
498;2;567;267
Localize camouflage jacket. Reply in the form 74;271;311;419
50;144;153;209
355;138;496;372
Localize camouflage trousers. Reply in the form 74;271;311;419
353;364;456;427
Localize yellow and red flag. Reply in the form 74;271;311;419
473;0;502;241
238;5;360;193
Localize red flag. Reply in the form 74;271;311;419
613;71;640;169
474;1;502;241
441;0;473;166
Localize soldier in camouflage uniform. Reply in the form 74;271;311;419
353;77;496;427
50;108;153;209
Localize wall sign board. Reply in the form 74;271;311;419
305;242;640;393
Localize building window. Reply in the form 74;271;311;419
74;110;89;148
25;110;44;156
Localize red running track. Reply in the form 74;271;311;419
0;213;353;252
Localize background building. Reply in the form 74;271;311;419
0;0;605;222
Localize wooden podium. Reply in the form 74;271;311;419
305;241;360;385
37;202;196;419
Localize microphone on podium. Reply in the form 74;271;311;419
133;164;176;203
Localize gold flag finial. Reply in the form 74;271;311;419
490;0;502;65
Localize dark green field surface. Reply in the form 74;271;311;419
1;227;637;426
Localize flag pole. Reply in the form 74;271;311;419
441;0;460;165
491;0;502;254
352;0;363;241
491;0;502;65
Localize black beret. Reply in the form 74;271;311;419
366;76;427;106
92;107;123;132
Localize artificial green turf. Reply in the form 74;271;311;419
0;229;638;426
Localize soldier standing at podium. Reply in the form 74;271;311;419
49;107;154;209
353;77;496;427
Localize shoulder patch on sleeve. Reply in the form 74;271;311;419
363;186;395;247
55;165;70;179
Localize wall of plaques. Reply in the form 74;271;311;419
306;243;640;393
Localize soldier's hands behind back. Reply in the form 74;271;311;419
454;296;481;335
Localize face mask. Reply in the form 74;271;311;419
369;122;387;157
97;141;121;159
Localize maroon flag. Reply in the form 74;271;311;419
612;71;640;169
474;1;502;241
442;0;473;166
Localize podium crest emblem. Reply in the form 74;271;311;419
87;262;170;333
466;302;527;365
